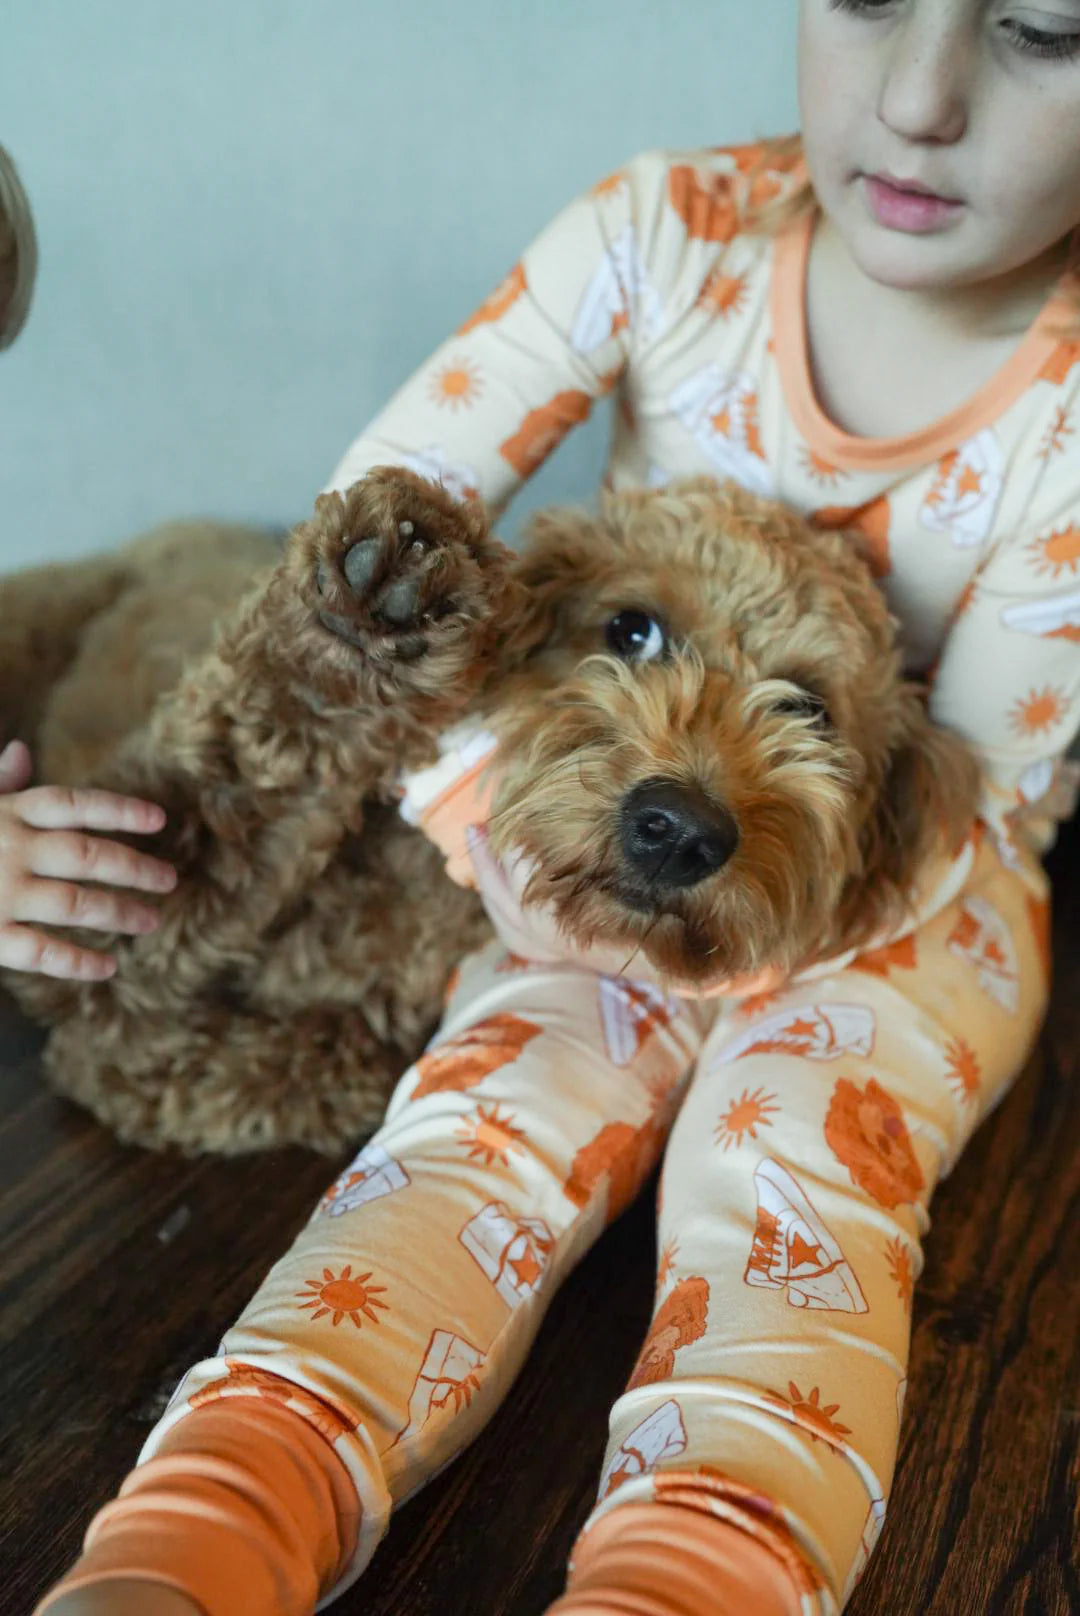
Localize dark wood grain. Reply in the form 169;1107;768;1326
2;831;1077;1616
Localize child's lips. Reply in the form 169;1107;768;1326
862;171;964;233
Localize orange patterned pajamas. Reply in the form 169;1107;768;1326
38;835;1050;1615
38;140;1076;1614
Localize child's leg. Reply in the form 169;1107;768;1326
550;837;1050;1615
36;942;712;1616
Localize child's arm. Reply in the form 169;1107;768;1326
323;149;679;511
928;498;1080;856
0;740;176;979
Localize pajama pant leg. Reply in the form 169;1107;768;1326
558;839;1051;1615
140;939;713;1606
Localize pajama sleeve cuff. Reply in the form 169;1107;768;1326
548;1500;806;1616
34;1400;360;1616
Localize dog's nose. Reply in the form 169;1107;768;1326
618;780;739;889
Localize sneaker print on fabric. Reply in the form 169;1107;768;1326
920;431;1003;548
458;1201;555;1308
597;977;680;1067
745;1158;869;1313
392;1329;486;1447
570;226;664;352
317;1140;411;1219
945;896;1020;1011
714;1002;877;1065
599;1399;688;1498
1002;591;1080;643
667;366;774;496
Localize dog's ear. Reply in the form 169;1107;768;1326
498;506;609;662
850;688;980;940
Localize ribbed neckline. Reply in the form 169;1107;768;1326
770;207;1076;471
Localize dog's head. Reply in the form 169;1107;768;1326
484;477;977;985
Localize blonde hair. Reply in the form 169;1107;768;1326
0;143;38;349
741;132;1080;340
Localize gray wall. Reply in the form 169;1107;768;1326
1;2;798;567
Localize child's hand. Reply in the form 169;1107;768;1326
39;1581;204;1616
0;740;177;980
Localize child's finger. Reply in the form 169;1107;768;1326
26;830;178;893
11;878;162;936
0;922;118;980
15;784;168;835
0;739;33;793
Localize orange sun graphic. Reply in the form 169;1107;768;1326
764;1381;853;1445
735;986;784;1019
884;1236;915;1313
656;1238;680;1293
1038;406;1073;462
698;269;748;318
430;358;483;410
944;1036;980;1103
591;170;627;199
456;1101;529;1166
1026;525;1080;580
1010;687;1067;737
296;1265;389;1328
715;1086;781;1151
799;448;846;487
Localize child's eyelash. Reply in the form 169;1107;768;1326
827;1;1080;63
1004;21;1080;61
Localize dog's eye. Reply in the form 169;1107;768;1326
606;610;667;663
773;687;832;727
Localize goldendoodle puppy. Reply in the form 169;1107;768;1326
0;471;976;1152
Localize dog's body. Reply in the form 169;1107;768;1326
0;471;977;1153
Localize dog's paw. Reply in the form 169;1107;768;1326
307;468;506;664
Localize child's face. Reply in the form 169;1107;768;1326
798;0;1080;292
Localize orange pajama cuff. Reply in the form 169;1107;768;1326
549;1501;804;1616
34;1400;359;1616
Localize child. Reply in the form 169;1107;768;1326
0;145;178;983
32;3;1080;1612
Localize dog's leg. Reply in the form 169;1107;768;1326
0;555;133;752
114;466;516;827
42;997;409;1154
8;470;512;1024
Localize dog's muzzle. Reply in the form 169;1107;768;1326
618;779;739;890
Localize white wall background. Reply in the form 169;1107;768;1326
1;1;798;568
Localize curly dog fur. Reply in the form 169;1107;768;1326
0;471;978;1154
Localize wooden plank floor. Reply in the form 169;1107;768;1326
1;831;1076;1616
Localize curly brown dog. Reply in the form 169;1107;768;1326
0;471;977;1153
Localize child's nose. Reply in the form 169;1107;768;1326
875;5;971;149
